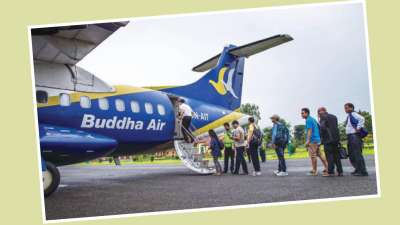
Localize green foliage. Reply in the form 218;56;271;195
357;110;373;133
240;103;261;122
293;124;305;147
338;122;347;141
263;126;272;139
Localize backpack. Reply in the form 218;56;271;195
251;125;263;146
275;124;289;145
218;139;224;149
346;113;368;139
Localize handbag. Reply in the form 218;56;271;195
338;143;348;159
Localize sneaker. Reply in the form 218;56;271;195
273;170;280;175
256;171;262;176
276;171;288;177
251;171;257;176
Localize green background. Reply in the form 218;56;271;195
0;0;397;224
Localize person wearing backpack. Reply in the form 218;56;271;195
208;129;223;175
270;114;289;176
344;103;368;176
247;117;262;176
222;122;235;174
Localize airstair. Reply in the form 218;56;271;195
173;123;216;174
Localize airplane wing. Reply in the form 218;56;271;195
31;21;129;65
192;34;293;72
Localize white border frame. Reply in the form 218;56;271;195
27;0;380;223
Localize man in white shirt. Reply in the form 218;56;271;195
232;120;249;175
344;103;368;176
178;98;194;143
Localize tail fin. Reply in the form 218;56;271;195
162;34;293;111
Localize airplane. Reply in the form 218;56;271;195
30;21;293;197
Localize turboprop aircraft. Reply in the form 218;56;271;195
30;21;293;197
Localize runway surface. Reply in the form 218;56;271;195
45;156;378;220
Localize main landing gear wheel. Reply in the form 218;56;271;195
43;161;60;197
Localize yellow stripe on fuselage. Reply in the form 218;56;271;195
143;85;179;91
193;109;245;135
37;85;154;108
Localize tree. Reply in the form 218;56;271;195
338;122;347;142
357;110;373;133
240;103;261;122
263;126;272;143
293;124;305;146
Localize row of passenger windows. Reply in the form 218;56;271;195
37;91;166;116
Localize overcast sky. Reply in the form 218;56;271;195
79;1;372;128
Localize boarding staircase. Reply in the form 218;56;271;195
173;122;215;174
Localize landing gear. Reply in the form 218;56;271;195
43;161;60;197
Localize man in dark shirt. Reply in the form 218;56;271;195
318;107;343;176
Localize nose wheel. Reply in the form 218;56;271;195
43;161;60;197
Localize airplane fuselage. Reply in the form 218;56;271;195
37;85;247;166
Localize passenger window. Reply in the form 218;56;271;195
130;101;140;113
59;93;70;106
157;104;166;116
98;98;109;110
145;103;153;114
80;96;91;109
115;99;125;112
36;90;48;104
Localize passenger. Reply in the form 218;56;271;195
270;114;289;176
207;129;223;175
318;107;343;177
344;103;368;176
222;122;235;174
245;137;252;163
178;98;194;143
232;120;249;175
247;117;262;176
301;108;328;176
259;141;266;163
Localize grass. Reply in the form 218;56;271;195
79;144;375;166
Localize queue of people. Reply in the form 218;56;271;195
184;100;369;177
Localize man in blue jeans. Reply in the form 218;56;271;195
270;114;288;176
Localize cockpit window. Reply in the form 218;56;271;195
98;98;109;110
115;99;125;112
36;90;48;104
145;102;153;114
59;93;70;106
80;96;91;109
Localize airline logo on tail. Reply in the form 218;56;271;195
209;67;238;99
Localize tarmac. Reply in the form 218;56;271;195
45;156;378;220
